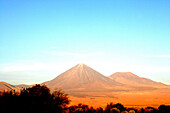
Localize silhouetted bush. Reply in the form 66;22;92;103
67;103;93;113
158;105;170;113
105;102;125;113
0;90;20;113
0;84;70;113
96;107;103;113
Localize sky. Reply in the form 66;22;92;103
0;0;170;85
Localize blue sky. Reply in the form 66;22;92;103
0;0;170;85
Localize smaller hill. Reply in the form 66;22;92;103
0;81;20;92
14;84;30;89
109;72;167;88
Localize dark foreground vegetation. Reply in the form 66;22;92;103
0;84;169;113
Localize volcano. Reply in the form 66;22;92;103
109;72;166;87
44;64;122;90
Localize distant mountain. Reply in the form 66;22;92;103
44;64;122;90
0;81;20;92
109;72;166;88
14;84;30;89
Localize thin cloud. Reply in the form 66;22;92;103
129;66;170;73
49;47;58;49
44;51;103;58
153;55;170;58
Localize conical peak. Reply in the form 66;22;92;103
78;63;85;66
45;63;122;90
76;63;89;68
77;63;87;66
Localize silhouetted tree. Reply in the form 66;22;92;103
158;105;170;113
50;90;70;112
67;103;93;113
0;84;70;113
19;84;52;113
96;107;103;113
105;103;125;113
112;103;125;112
0;90;19;113
140;108;145;113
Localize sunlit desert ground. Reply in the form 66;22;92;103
68;89;170;108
